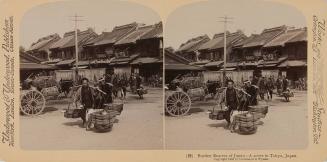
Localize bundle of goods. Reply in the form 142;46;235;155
31;76;58;89
41;86;60;96
233;112;260;135
64;103;82;118
208;105;227;120
248;105;268;118
180;77;204;90
89;110;117;132
64;108;81;118
187;87;205;98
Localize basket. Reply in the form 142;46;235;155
233;112;259;135
209;104;227;120
88;110;116;132
209;110;226;120
64;109;81;118
239;125;258;135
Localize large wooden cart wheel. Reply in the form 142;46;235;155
166;91;191;116
20;90;46;116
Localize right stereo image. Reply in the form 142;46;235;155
164;0;307;150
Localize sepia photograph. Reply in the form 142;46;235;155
19;0;163;150
164;0;308;149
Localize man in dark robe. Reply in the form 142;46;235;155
74;78;94;126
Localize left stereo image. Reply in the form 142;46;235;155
19;0;163;150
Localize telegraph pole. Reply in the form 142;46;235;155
218;16;233;86
70;14;84;82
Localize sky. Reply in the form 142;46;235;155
165;0;307;49
20;0;307;50
20;0;161;49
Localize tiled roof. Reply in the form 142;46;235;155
27;34;60;51
198;32;226;51
20;52;43;63
139;22;163;40
92;22;138;46
198;31;245;50
61;29;97;48
263;28;305;47
50;29;97;49
50;35;74;49
233;34;258;47
115;25;154;45
165;50;191;65
243;25;287;48
286;28;307;43
176;35;210;52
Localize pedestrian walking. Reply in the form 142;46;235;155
266;76;275;100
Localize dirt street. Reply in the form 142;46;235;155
165;90;308;149
20;87;163;150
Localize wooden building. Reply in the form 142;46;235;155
112;23;153;75
83;22;138;72
26;34;60;61
278;28;307;81
240;25;287;70
47;28;97;69
197;30;246;70
165;48;203;84
20;52;56;82
175;35;210;62
131;22;163;80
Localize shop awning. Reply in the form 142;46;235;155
91;59;110;64
41;58;61;65
258;63;277;67
74;60;92;66
56;59;75;66
189;60;210;66
20;63;56;70
204;61;224;67
239;61;260;67
131;57;162;65
110;54;139;65
278;60;307;67
71;66;88;69
165;64;204;71
219;67;236;71
258;57;287;67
